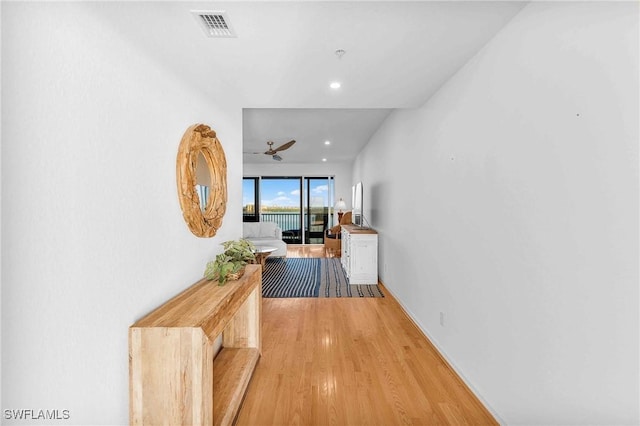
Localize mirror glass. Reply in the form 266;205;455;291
195;151;211;212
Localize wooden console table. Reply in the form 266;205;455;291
129;264;262;425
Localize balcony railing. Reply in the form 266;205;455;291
243;212;331;244
260;212;301;233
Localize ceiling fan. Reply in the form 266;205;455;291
246;140;296;161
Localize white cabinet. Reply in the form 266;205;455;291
340;225;378;285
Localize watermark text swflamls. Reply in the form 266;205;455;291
4;409;71;420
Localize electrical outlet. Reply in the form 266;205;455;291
439;312;445;327
384;263;388;273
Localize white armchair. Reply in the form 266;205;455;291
242;222;287;257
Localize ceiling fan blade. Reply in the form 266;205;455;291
272;140;295;152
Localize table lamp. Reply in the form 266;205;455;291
334;198;347;222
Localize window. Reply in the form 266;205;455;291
242;175;335;244
242;177;259;222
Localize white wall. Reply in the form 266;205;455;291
0;0;4;412
2;3;244;424
354;2;638;424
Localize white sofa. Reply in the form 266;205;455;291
242;222;287;257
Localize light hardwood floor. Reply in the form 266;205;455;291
236;244;497;425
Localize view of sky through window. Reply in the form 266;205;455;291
243;179;329;208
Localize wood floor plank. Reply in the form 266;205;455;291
235;245;497;425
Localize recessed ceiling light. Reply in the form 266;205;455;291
324;140;331;145
322;158;327;162
329;82;341;89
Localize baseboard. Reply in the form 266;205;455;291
378;280;505;426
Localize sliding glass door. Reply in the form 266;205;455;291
242;175;334;245
259;177;302;244
304;177;333;244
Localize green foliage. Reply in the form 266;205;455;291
204;239;256;285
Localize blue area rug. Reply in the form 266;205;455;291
262;257;384;298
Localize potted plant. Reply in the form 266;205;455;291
204;239;256;285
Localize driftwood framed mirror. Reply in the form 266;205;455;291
176;124;227;237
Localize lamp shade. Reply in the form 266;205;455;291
334;198;347;211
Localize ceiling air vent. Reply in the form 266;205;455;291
192;10;236;38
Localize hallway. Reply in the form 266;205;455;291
236;245;496;425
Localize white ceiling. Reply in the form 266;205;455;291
95;1;526;164
243;108;393;163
